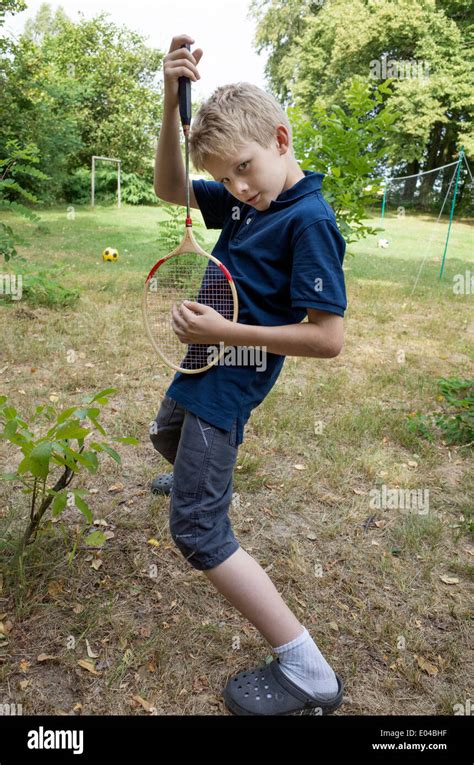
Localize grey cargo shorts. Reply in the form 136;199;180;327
149;395;241;571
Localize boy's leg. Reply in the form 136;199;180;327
168;411;240;569
203;547;302;646
203;548;339;699
167;410;339;702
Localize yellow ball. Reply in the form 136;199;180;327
102;247;119;262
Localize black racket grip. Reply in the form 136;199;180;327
178;43;192;128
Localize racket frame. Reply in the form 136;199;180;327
142;223;239;374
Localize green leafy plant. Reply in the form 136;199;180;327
407;377;473;448
0;140;51;262
0;388;139;584
290;79;398;243
121;172;158;206
19;268;80;309
156;200;208;252
434;378;473;447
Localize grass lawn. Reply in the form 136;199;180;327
0;203;472;715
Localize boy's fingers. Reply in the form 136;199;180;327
168;47;201;65
169;34;195;52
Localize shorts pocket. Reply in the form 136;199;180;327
173;438;209;498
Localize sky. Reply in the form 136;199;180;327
4;0;270;99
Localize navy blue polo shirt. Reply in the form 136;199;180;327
166;170;347;445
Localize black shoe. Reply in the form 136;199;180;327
151;471;173;495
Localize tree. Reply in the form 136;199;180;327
0;5;164;203
0;0;26;53
249;0;473;178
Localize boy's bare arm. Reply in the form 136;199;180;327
172;302;344;358
154;34;202;207
222;311;344;358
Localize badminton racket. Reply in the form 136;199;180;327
142;43;239;374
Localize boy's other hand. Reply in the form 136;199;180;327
163;34;203;106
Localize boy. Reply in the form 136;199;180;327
150;34;347;716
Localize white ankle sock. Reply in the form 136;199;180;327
273;626;339;699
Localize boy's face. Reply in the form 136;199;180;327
204;130;293;210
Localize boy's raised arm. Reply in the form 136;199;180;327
154;34;202;208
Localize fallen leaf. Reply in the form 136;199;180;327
37;654;58;662
293;464;306;470
86;639;99;659
131;695;156;713
193;675;210;692
90;559;103;570
108;483;124;493
77;659;101;675
48;581;62;597
439;575;459;585
415;655;438;676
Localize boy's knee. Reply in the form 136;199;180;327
169;497;239;571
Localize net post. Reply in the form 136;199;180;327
439;146;464;281
381;184;387;221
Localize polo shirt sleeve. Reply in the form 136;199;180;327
290;219;347;317
192;178;237;229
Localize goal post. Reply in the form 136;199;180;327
91;155;121;208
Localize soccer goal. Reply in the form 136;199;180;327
91;156;121;208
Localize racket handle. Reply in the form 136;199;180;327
178;43;192;129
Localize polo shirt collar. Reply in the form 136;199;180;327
267;170;325;210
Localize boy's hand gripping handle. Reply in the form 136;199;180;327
178;43;192;131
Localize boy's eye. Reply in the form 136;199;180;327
220;161;250;183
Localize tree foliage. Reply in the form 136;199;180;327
0;4;164;203
250;0;473;171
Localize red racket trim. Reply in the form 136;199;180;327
146;257;166;282
218;262;233;282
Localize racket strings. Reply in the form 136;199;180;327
144;254;235;371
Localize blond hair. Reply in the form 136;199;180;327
189;82;293;173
